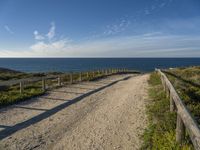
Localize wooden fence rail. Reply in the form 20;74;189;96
155;69;200;149
0;68;139;94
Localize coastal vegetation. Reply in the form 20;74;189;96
0;67;138;107
0;68;61;107
142;72;193;149
164;66;200;125
1;66;200;149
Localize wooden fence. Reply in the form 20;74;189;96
0;68;135;94
156;69;200;149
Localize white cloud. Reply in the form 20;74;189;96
46;22;55;40
29;21;73;56
4;25;14;34
33;22;56;40
30;39;70;52
1;34;200;57
33;30;45;40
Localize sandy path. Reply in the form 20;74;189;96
0;74;149;150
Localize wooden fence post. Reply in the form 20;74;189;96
162;76;166;91
166;86;169;98
58;76;61;86
170;92;176;112
93;71;95;78
70;73;73;84
162;78;165;90
20;81;24;94
100;70;102;76
79;72;82;82
42;78;46;91
176;113;186;144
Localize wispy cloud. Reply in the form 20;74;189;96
142;32;163;38
33;30;45;40
143;0;171;16
46;22;55;40
84;18;131;41
159;2;167;8
33;22;56;41
103;19;130;36
144;9;150;15
4;25;14;34
30;21;73;55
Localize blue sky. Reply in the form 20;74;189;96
0;0;200;57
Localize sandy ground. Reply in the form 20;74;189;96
0;74;149;150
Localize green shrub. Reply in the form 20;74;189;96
0;86;44;107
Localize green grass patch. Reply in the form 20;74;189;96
164;66;200;124
0;83;45;107
141;72;193;150
0;89;44;107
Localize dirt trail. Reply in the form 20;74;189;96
0;74;149;150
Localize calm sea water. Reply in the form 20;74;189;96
0;58;200;73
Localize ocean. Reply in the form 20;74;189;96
0;58;200;73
